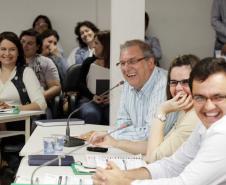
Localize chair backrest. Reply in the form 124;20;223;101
63;64;82;92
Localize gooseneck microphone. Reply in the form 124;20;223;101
64;80;124;147
30;121;132;185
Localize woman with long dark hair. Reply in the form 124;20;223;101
78;31;110;125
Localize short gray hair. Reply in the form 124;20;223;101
120;39;154;58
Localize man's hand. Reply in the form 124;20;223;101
92;162;132;185
89;131;117;147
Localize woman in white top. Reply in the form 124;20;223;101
78;31;110;125
0;32;46;129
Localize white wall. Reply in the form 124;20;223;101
0;0;214;68
145;0;215;68
0;0;110;57
110;0;145;124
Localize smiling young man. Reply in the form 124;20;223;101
92;57;226;185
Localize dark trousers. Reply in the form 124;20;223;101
78;97;109;125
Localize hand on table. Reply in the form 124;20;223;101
92;161;131;185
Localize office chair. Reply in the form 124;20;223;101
60;64;82;117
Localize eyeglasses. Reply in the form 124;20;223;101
168;79;189;87
193;94;226;104
116;57;146;67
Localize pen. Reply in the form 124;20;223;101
122;159;127;170
64;176;68;185
79;178;83;185
35;177;39;184
58;176;62;185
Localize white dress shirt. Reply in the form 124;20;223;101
132;115;226;185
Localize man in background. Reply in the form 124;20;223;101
20;29;61;118
211;0;226;56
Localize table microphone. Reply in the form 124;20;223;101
64;80;124;147
30;122;132;184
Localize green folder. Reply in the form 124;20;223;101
71;162;95;175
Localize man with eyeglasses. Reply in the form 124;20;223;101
106;40;176;141
89;39;176;142
92;57;226;185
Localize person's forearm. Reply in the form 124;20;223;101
113;140;147;154
145;119;164;162
19;102;41;111
44;86;61;100
124;167;151;180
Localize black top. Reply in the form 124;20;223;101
78;56;97;99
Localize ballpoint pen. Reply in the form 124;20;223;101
122;159;127;170
35;177;39;184
64;176;68;185
58;176;62;185
79;178;83;185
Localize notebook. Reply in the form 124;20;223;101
28;155;74;166
85;154;146;170
96;79;110;95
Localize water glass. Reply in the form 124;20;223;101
43;137;56;154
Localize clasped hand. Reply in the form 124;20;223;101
92;161;131;185
159;92;193;115
93;94;109;104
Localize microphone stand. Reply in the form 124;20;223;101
64;80;124;147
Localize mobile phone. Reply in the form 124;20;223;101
87;146;108;153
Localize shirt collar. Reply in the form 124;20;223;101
129;66;158;94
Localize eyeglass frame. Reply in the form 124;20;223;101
193;94;226;104
116;57;147;67
168;79;190;87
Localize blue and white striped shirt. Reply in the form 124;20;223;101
112;67;177;140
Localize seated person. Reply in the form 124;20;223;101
32;14;64;55
67;21;99;67
89;54;200;163
145;12;162;66
78;31;110;125
0;31;46;173
92;57;226;185
20;29;61;118
0;31;46;115
37;29;68;84
84;39;176;141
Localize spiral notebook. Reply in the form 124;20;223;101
85;154;146;170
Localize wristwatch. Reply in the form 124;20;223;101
155;113;166;122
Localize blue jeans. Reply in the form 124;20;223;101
78;97;109;125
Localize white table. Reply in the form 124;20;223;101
20;124;127;156
16;124;131;184
0;110;44;141
15;155;93;184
